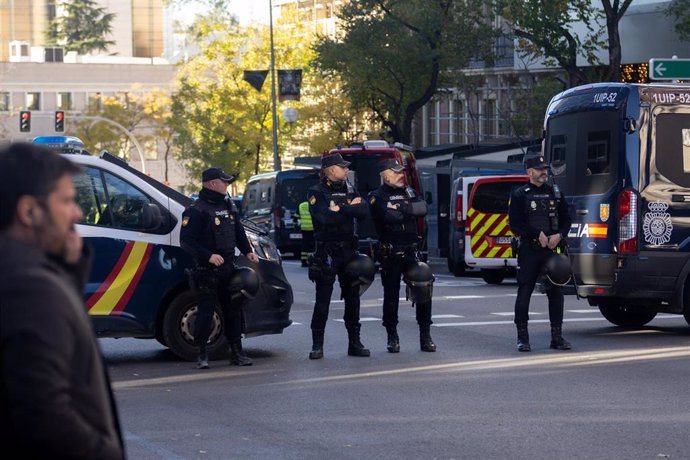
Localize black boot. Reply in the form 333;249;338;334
420;326;436;352
347;326;370;357
309;329;325;359
196;351;209;369
550;326;572;350
516;324;531;352
386;327;400;353
229;339;253;366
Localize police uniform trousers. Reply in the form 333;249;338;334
380;250;432;329
310;242;361;331
195;264;243;352
514;243;564;326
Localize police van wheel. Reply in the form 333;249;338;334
162;291;227;362
598;304;657;328
480;269;505;285
448;259;466;277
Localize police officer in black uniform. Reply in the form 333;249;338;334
180;167;260;369
508;154;572;352
307;153;371;359
368;159;436;353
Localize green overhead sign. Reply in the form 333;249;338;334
649;58;690;80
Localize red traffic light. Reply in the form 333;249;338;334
55;110;65;132
19;110;31;132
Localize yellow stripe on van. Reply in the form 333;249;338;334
89;241;150;316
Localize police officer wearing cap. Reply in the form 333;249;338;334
368;159;436;353
180;167;260;369
307;153;371;359
508;154;571;352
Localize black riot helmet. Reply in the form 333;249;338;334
544;253;572;286
404;261;434;284
227;266;260;300
344;253;376;295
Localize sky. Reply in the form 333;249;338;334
174;1;271;26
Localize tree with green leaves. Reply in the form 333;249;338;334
45;0;116;55
667;0;690;41
313;0;496;144
170;6;319;181
495;0;603;88
602;1;634;82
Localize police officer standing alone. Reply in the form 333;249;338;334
508;154;572;352
181;167;260;369
307;153;373;359
369;159;436;353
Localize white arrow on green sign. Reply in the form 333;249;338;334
649;58;690;80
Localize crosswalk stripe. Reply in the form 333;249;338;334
432;314;464;319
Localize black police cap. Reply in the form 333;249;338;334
202;167;234;182
321;153;350;169
524;155;549;170
378;158;404;173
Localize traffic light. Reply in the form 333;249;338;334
54;111;65;132
19;111;31;133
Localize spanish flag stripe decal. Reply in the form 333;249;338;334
88;241;151;315
112;243;153;314
86;241;135;309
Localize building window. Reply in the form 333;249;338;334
437;97;452;144
482;99;496;139
57;92;72;110
26;93;41;110
454;98;467;144
0;92;9;111
427;99;439;145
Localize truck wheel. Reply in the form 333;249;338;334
481;269;504;285
162;291;228;361
598;304;657;328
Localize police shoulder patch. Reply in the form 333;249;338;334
308;195;316;205
182;216;190;226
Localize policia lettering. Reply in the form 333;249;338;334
508;155;572;352
307;153;374;359
368;158;436;353
180;167;259;369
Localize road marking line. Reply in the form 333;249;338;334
568;309;597;313
334;317;380;322
432;314;463;319
433;316;684;327
442;295;484;299
491;312;543;316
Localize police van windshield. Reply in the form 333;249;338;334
280;178;317;210
545;110;619;196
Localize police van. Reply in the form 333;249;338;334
544;83;690;327
32;136;293;360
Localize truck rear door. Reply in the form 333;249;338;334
465;176;528;265
545;108;621;285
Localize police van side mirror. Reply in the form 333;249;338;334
141;203;164;231
624;117;637;133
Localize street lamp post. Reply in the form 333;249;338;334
269;0;281;171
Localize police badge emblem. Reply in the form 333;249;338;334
308;195;316;205
600;203;610;222
369;196;376;205
182;216;190;226
215;217;221;226
530;201;537;210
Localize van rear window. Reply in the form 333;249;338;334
471;181;524;214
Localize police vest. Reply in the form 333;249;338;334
298;201;313;231
371;186;418;245
193;197;237;254
524;185;560;234
311;181;359;241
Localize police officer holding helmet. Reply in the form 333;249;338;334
181;167;260;369
307;153;374;359
508;154;572;352
368;159;436;353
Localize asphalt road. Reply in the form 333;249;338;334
102;260;690;459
